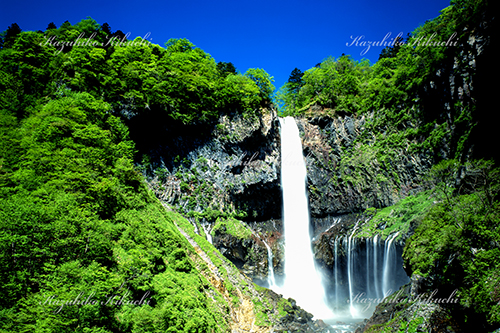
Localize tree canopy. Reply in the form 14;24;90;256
0;17;276;332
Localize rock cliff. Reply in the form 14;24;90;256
146;108;281;222
142;5;495;331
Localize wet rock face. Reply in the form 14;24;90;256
147;108;282;222
355;284;464;333
273;297;333;333
211;219;285;284
296;116;432;220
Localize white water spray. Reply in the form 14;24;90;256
201;223;213;244
262;239;276;288
279;116;332;318
334;235;339;307
347;228;359;317
373;234;381;299
382;232;399;297
366;237;371;298
330;230;409;318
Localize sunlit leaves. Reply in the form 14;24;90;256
244;68;275;103
404;159;500;327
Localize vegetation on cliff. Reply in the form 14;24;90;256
278;0;498;330
403;159;500;329
0;92;230;332
0;20;285;332
1;0;497;331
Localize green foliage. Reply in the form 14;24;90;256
212;217;253;240
0;30;55;114
403;159;500;327
287;68;304;94
278;55;371;115
216;61;236;77
358;190;437;241
244;68;275;104
0;19;266;126
0;23;22;48
0;91;230;332
216;73;262;115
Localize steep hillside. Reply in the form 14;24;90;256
1;0;498;331
0;21;324;333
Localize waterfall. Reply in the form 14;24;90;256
347;229;357;317
201;223;212;244
382;232;399;297
262;239;276;288
334;236;339;307
252;231;278;290
373;234;381;299
332;231;409;317
279;116;331;318
277;116;409;321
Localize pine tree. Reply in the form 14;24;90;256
2;23;22;48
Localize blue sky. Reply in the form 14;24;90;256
1;0;451;89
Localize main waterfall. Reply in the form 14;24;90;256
279;116;332;318
276;116;409;325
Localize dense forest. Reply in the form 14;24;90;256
0;16;281;333
0;0;499;332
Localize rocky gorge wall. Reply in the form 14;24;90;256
141;7;494;330
145;107;282;221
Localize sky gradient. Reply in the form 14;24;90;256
1;0;452;89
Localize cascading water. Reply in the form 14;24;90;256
276;116;408;323
331;232;409;318
347;227;358;317
201;223;213;244
382;232;399;297
262;238;276;289
279;116;331;318
373;234;381;299
334;235;339;307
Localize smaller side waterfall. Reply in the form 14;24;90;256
382;232;399;297
332;232;409;318
262;239;276;288
347;228;358;317
253;232;278;290
373;234;381;299
201;223;213;244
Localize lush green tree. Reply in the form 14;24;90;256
112;29;127;41
165;37;194;53
287;67;304;94
244;68;275;104
1;23;22;49
101;22;112;35
216;61;237;77
0;31;55;115
46;22;57;31
217;73;261;113
378;35;405;60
